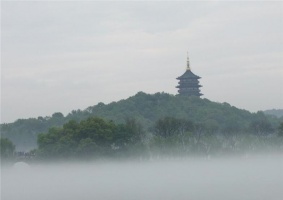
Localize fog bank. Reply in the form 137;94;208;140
1;155;283;200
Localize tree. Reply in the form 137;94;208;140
36;117;145;159
151;117;195;156
52;112;64;118
204;119;219;134
278;122;283;137
249;119;274;135
2;92;280;153
193;122;206;144
154;117;180;138
77;138;98;158
0;138;15;159
124;118;145;144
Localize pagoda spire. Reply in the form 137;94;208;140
186;52;190;71
176;53;203;97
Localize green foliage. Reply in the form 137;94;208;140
151;117;209;157
33;116;283;160
264;109;283;118
1;115;69;151
248;112;274;135
1;92;280;151
0;138;15;159
278;122;283;137
37;117;145;160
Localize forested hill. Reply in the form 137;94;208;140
1;92;280;151
264;109;283;118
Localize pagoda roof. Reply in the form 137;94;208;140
177;69;201;79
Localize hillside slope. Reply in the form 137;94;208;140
264;109;283;118
1;92;279;151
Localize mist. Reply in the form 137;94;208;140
2;1;283;123
2;154;283;200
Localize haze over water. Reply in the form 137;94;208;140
2;154;283;200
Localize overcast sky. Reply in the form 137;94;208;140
1;1;283;123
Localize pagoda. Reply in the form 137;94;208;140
176;54;203;97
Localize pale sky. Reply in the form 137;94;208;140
1;1;283;123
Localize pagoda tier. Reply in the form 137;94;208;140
176;55;203;97
176;80;202;88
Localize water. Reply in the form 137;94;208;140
1;154;283;200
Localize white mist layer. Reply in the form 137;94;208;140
1;155;283;200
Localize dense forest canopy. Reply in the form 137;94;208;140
35;116;282;160
0;138;15;160
264;109;283;118
1;92;282;151
36;117;145;160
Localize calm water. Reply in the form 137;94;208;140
1;154;283;200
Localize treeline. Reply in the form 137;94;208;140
264;109;283;118
1;92;282;151
0;138;15;160
36;118;144;159
2;116;283;162
36;116;283;160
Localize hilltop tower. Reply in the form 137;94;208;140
176;54;203;97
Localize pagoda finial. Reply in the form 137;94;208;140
186;51;190;71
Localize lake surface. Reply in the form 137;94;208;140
1;154;283;200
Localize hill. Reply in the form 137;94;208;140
1;92;280;151
264;109;283;118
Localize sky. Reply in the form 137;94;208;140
1;1;283;123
